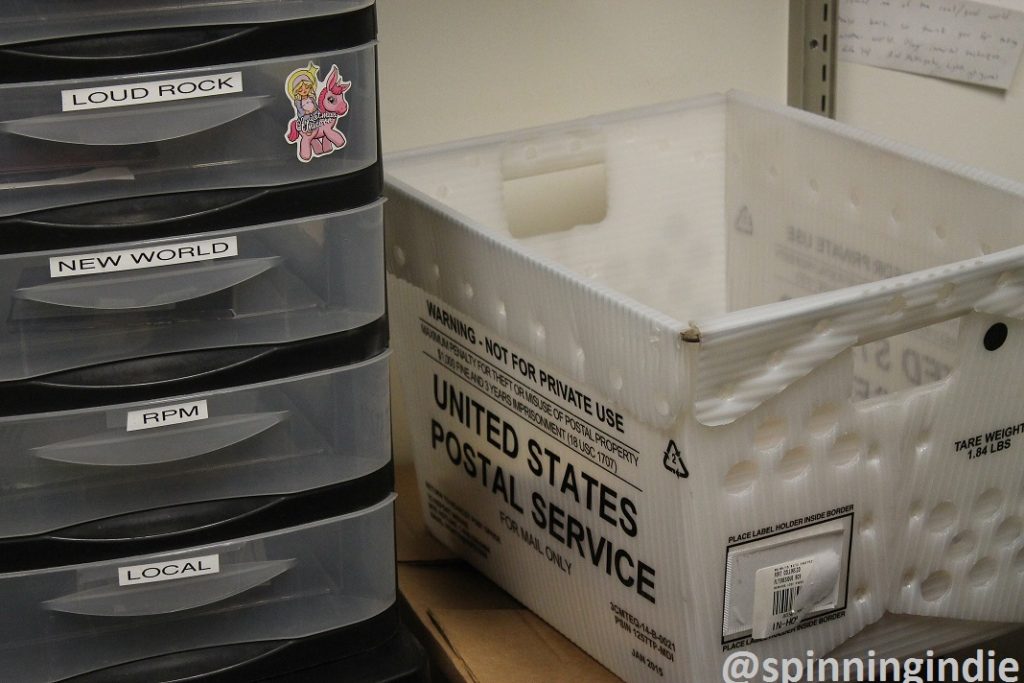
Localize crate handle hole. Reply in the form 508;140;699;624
502;162;608;239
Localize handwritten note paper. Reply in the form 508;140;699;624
838;0;1024;89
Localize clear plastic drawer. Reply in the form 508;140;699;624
0;0;374;46
0;201;384;381
0;39;378;217
0;351;390;538
0;495;396;683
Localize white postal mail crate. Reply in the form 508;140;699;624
385;93;1024;682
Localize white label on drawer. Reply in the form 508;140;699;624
61;72;244;112
49;236;238;278
126;399;209;432
118;554;221;586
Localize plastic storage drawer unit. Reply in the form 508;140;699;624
0;0;374;46
0;6;379;218
0;200;385;381
0;492;398;683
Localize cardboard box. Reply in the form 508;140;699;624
395;461;622;683
386;93;1024;682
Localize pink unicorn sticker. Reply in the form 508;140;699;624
284;62;352;162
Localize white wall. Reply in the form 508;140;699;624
835;0;1024;183
376;0;790;153
836;60;1024;183
377;1;1024;182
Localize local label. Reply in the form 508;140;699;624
118;554;220;586
126;400;209;432
62;72;243;112
50;236;238;278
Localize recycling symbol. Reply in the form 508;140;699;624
663;439;689;478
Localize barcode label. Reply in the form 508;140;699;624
751;558;814;639
772;585;801;616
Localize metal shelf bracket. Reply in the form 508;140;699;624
788;0;838;117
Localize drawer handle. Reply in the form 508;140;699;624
1;96;270;146
0;167;134;192
14;256;280;310
6;27;258;62
31;411;288;466
43;559;296;617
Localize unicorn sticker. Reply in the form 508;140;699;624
284;62;351;162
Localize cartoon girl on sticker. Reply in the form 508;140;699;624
287;63;319;122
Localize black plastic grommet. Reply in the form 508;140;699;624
984;323;1008;351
